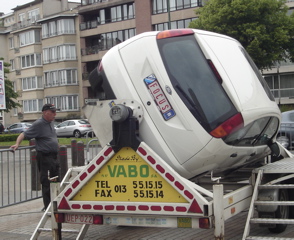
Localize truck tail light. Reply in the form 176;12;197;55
93;215;103;224
210;113;244;138
54;213;65;223
156;29;194;39
199;218;210;229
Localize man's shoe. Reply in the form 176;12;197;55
41;207;46;212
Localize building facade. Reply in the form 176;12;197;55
0;0;80;126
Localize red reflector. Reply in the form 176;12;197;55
210;113;244;138
58;197;71;210
98;61;103;72
156;29;194;39
54;213;65;223
93;215;103;224
188;199;203;214
199;218;210;229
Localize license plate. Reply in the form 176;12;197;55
145;78;176;121
177;217;192;228
64;214;93;224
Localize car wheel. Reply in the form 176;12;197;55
74;130;82;138
276;135;290;149
268;189;289;233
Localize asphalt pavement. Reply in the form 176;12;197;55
1;198;294;240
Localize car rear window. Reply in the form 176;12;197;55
157;35;237;131
78;120;90;124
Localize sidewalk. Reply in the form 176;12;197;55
1;198;294;240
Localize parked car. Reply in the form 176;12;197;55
277;110;294;149
55;119;93;138
4;122;32;133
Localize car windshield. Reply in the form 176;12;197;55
157;35;237;131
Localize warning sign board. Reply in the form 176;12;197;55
72;147;187;203
57;142;209;216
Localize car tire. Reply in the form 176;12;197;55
276;134;290;149
74;130;82;138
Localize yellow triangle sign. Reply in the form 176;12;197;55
72;147;187;203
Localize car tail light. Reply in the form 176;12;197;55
79;124;91;127
207;60;222;84
156;29;194;39
210;113;244;138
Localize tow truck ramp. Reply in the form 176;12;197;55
243;158;294;240
31;144;294;239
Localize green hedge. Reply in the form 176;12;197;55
0;133;19;142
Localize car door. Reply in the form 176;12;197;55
55;121;69;137
66;121;76;137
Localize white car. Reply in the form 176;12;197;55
86;29;281;180
55;119;93;138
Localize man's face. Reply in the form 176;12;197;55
43;109;56;122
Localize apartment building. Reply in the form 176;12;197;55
0;0;80;126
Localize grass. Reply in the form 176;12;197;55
0;137;97;148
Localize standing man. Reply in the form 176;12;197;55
11;103;59;211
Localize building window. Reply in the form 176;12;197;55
19;30;41;46
13;108;18;116
23;99;43;113
21;53;42;68
264;73;294;99
153;18;197;30
42;19;75;39
49;21;57;37
58;45;77;61
57;19;75;34
22;76;43;90
27;8;40;22
59;69;78;85
44;69;78;87
10;60;15;71
19;13;25;22
42;23;49;38
9;37;14;49
45;95;79;111
152;0;199;14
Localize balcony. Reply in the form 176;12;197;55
12;15;41;31
80;20;98;31
82;72;89;80
81;45;107;56
81;0;108;6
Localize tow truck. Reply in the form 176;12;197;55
32;29;294;239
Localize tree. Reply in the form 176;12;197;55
189;0;294;70
0;58;21;113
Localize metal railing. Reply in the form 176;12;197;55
0;146;41;208
0;137;102;208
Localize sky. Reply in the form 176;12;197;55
0;0;80;15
